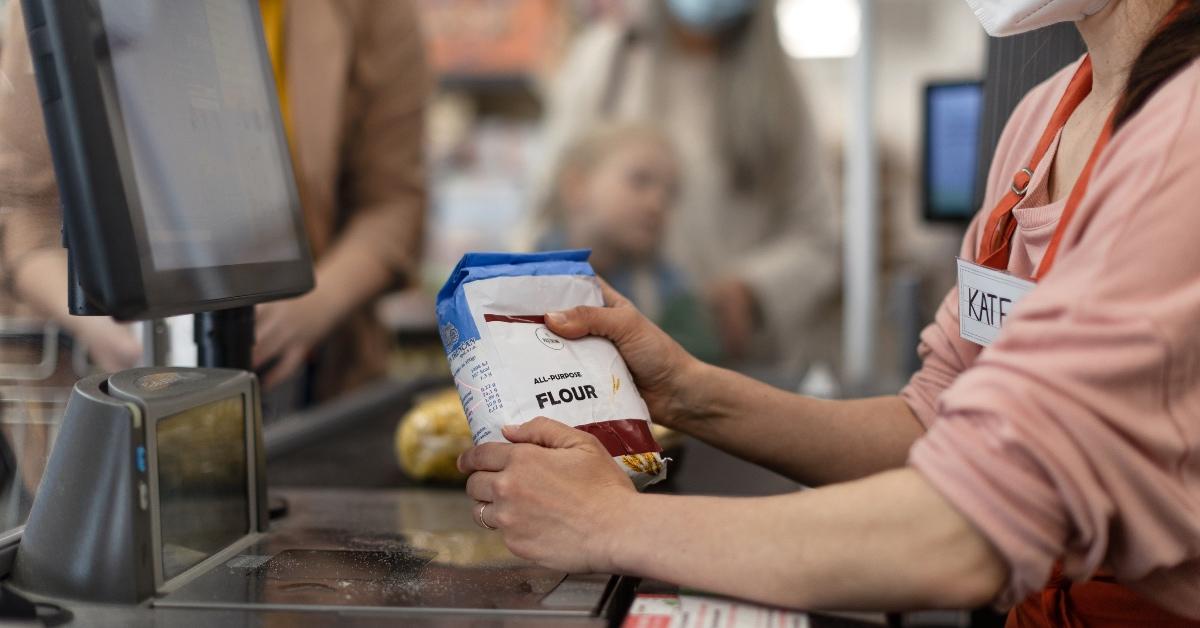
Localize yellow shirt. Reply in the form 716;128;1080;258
258;0;292;141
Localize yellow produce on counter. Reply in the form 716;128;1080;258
650;422;684;451
395;388;685;483
395;388;473;483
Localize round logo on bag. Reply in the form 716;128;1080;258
535;327;564;350
440;323;460;350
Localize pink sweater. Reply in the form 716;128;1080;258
902;57;1200;617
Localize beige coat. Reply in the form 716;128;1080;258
0;1;429;400
539;21;840;374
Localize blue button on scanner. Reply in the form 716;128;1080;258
136;446;146;473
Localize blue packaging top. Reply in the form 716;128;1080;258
436;249;593;304
435;250;594;353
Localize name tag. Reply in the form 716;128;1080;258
956;257;1035;347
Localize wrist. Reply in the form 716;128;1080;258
71;316;118;346
308;271;353;325
306;257;374;338
665;358;723;427
595;490;655;575
314;243;394;318
309;282;349;331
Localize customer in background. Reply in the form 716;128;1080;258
539;123;720;363
537;0;839;381
0;0;429;403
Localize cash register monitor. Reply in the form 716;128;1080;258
22;0;313;319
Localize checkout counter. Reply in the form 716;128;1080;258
0;367;885;627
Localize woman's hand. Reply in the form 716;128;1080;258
458;417;636;574
544;280;703;430
74;317;142;372
254;289;342;389
705;278;758;361
10;250;141;372
252;242;398;390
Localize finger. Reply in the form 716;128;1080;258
465;471;499;503
595;277;633;308
255;304;282;337
545;302;641;342
115;336;143;367
253;326;287;369
501;417;592;450
110;333;143;369
252;346;269;370
458;442;515;474
89;335;142;372
252;342;271;369
92;347;137;373
476;500;499;530
261;348;304;390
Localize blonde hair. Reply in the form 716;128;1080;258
541;121;676;226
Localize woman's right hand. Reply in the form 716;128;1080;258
74;317;142;373
544;280;703;430
11;251;141;373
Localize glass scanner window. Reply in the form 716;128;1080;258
156;396;249;581
97;0;300;271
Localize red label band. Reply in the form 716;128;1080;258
575;419;662;457
483;314;547;324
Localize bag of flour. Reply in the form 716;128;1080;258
436;250;666;489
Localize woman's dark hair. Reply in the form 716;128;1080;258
1114;0;1200;129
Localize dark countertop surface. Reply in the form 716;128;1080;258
38;487;882;627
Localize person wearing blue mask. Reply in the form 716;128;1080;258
534;0;840;383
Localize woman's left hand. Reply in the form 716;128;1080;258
254;288;342;389
706;278;759;360
458;417;637;573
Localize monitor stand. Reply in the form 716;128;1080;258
194;306;256;371
194;305;287;524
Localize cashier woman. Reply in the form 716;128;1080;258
459;0;1200;625
0;1;428;401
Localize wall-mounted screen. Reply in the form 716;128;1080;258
923;81;984;222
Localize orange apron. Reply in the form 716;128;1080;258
1006;565;1200;628
974;54;1108;279
976;5;1200;625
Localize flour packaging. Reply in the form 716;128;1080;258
436;250;666;489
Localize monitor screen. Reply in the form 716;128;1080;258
155;396;249;581
22;0;313;319
923;81;983;221
97;0;301;272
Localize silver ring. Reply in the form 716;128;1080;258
477;502;497;530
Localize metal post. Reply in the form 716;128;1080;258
194;306;255;371
140;319;169;367
842;0;879;394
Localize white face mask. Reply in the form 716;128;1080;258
964;0;1112;36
